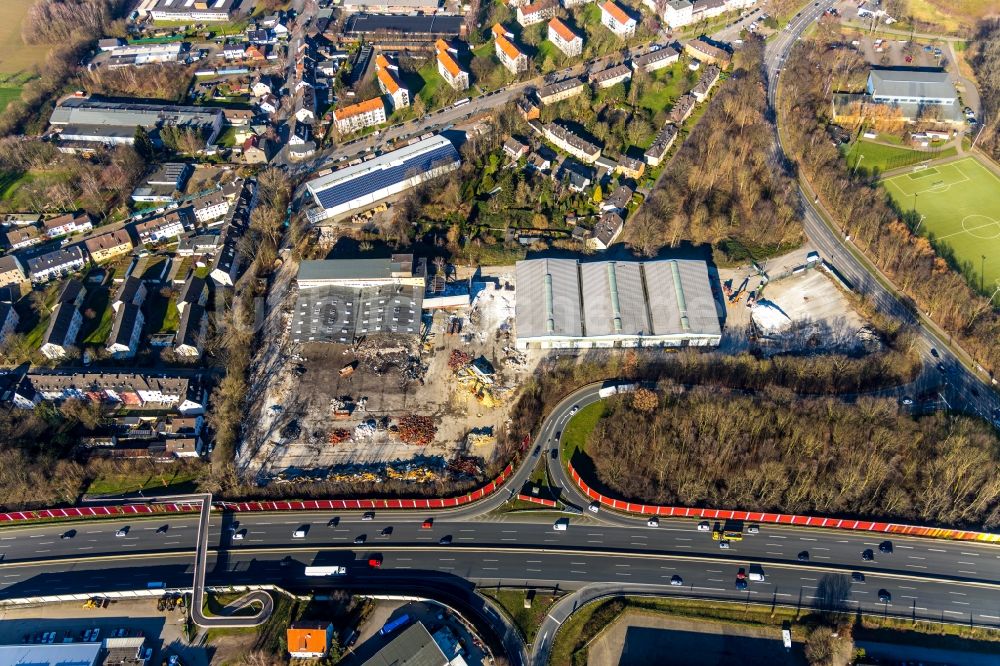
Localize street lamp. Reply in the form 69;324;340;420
915;214;926;233
852;154;865;177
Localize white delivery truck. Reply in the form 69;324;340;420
748;564;766;582
305;566;347;576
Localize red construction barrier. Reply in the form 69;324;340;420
567;463;1000;544
0;464;515;524
516;493;558;508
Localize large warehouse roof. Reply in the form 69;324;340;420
306;135;460;212
868;69;956;101
291;283;423;342
515;258;721;346
344;13;465;36
50;97;222;129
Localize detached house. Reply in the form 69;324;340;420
548;17;583;57
43;211;93;239
588;211;624;250
286;622;334;660
258;93;280;115
84;228;134;264
600;0;636;38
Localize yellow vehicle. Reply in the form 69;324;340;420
712;529;744;542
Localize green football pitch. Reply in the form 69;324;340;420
883;157;1000;295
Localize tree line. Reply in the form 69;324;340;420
970;20;1000;164
586;385;1000;528
626;38;803;260
778;22;1000;376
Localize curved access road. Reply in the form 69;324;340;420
766;3;1000;422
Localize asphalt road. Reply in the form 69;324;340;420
765;3;1000;425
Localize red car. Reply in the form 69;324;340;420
421;519;433;529
368;556;383;568
736;568;746;580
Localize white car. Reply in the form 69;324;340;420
569;405;579;415
233;530;245;541
588;502;600;514
719;540;731;549
697;521;711;532
115;528;128;537
647;517;659;527
669;575;683;586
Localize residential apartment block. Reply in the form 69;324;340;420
435;40;469;90
537;78;587;105
517;0;558;26
84;229;134;264
27;247;86;283
659;0;756;29
14;372;205;414
590;64;632;88
107;303;144;359
0;255;26;287
493;24;528;75
375;55;411;111
541;122;602;163
43;211;93;239
632;45;679;72
548;17;583;57
135;211;186;245
334;97;387;135
600;0;636;38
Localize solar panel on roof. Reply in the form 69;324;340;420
314;143;459;210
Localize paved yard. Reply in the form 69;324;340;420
588;612;807;666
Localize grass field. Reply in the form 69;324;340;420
0;0;53;74
560;401;605;465
883;157;1000;295
902;0;996;33
844;138;956;173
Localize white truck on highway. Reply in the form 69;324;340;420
305;566;347;576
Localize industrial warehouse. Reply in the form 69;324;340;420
290;255;427;343
514;258;722;350
305;135;461;223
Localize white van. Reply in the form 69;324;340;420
292;528;307;539
748;565;765;582
553;520;568;531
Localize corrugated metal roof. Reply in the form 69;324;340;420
868;69;956;101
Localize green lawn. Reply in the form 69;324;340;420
0;86;21;114
560;400;606;465
480;589;562;644
882;156;1000;296
637;61;690;115
85;469;201;497
215;126;239;148
844;138;956;172
79;285;113;345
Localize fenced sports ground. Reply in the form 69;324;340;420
883;156;1000;297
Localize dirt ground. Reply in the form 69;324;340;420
240;257;540;486
587;611;807;666
0;598;207;666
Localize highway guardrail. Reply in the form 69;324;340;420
567;463;1000;543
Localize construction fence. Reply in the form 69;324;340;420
567;463;1000;543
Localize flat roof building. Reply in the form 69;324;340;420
149;0;238;22
0;642;101;666
306;135;460;222
343;14;467;41
291;255;426;343
361;622;452;666
514;258;721;349
49;97;224;148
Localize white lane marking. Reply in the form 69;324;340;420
904;564;927;569
953;601;970;605
77;546;93;550
928;548;946;553
29;535;43;539
397;558;412;562
616;572;631;576
439;558;455;562
901;595;918;599
958;571;977;575
801;577;817;581
813;556;830;560
706;570;722;573
675;537;692;541
899;586;916;590
979;614;1000;620
949;592;967;596
571;570;587;574
587;540;603;544
813;547;829;551
960;552;980;556
765;543;783;547
675;545;691;549
0;537;15;541
35;549;50;553
897;545;914;549
527;568;542;572
770;535;786;539
2;574;22;578
766;552;783;556
614;564;630;568
836;540;849;543
799;537;816;541
483;567;498;571
527;560;542;564
958;561;977;565
908;556;926;561
484;559;498;562
697;587;726;592
501;538;517;541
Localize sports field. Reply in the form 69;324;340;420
883;157;1000;293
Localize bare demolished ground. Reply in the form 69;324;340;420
238;255;540;489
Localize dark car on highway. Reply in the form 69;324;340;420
878;589;891;603
861;549;874;561
797;551;810;561
879;540;893;554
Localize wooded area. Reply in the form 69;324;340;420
626;39;802;260
970;19;1000;164
778;23;1000;376
587;385;1000;528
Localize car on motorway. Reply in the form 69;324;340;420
861;549;874;561
588;502;600;514
647;517;659;527
354;534;367;544
233;530;245;540
533;445;541;456
719;540;731;549
422;519;434;529
551;448;559;460
852;572;865;582
553;519;569;531
569;405;580;415
328;517;340;527
697;521;711;532
746;525;759;534
735;579;748;591
293;527;308;538
878;589;891;603
61;530;76;539
930;347;939;357
670;575;683;586
156;524;169;534
362;512;375;521
937;363;946;373
381;526;393;536
115;527;129;537
736;568;746;580
438;535;453;545
368;556;382;568
878;540;893;554
797;551;810;561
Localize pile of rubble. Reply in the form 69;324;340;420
396;414;437;446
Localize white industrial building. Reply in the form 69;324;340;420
514;258;722;349
148;0;238;22
106;42;185;67
305;135;461;223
